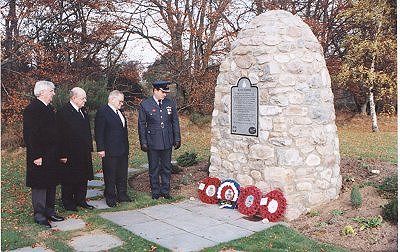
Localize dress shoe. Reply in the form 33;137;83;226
78;202;95;209
106;199;117;207
49;215;65;222
117;196;132;202
162;194;172;199
35;220;51;228
152;194;160;200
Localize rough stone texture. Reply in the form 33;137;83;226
51;218;86;231
86;189;103;199
69;231;123;252
209;10;341;221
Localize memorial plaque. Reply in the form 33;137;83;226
231;77;258;136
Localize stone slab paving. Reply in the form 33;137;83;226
86;189;103;199
100;199;280;251
93;172;103;179
87;199;110;210
139;163;149;169
87;180;104;187
10;247;54;252
69;231;123;252
51;218;86;231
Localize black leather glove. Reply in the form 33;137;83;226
141;144;149;152
174;141;181;150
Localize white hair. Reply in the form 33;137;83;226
69;87;86;99
33;80;55;97
108;90;124;101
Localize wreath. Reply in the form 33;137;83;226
237;186;262;216
197;177;221;204
217;179;240;209
259;189;287;222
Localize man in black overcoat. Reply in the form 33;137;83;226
23;80;64;228
95;90;131;207
56;87;95;211
138;81;181;200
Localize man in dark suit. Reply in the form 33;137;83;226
56;87;95;211
95;90;131;207
23;80;64;228
138;80;181;200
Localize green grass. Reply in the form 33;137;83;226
202;224;347;252
2;113;397;251
338;127;397;164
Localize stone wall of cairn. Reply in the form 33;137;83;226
209;10;342;220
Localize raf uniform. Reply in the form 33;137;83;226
138;81;181;199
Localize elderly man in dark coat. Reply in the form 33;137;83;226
138;81;181;200
56;87;95;211
23;80;64;228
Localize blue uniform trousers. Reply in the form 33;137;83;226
147;148;172;196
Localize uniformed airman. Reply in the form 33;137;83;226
138;80;181;199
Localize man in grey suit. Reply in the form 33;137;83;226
138;81;181;200
95;90;131;207
23;80;64;228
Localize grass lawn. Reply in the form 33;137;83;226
1;113;396;251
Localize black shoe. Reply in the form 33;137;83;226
78;202;95;210
65;207;78;212
49;215;64;222
35;220;51;228
152;194;160;200
106;199;117;207
162;194;172;199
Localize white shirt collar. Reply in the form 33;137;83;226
38;98;48;106
108;103;118;113
70;101;80;112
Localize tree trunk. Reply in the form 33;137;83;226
369;87;379;132
360;99;368;115
4;0;17;66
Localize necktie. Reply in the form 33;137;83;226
78;109;84;118
158;100;162;109
116;110;125;127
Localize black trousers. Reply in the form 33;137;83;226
102;155;128;201
61;181;87;209
31;187;56;222
147;148;172;196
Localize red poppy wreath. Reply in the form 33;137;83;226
237;185;262;216
197;177;221;204
259;189;287;222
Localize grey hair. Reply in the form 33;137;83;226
34;80;55;97
108;90;124;101
69;87;86;99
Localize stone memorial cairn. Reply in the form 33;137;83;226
209;10;341;220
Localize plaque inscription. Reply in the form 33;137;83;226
231;77;258;136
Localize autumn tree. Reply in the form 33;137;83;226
123;0;250;113
1;0;136;125
335;0;396;132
